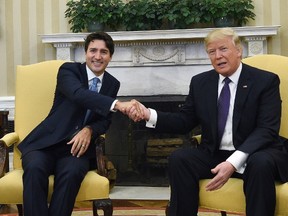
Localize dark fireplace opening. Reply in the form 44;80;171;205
105;95;200;187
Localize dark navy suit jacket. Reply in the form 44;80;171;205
18;62;120;159
154;63;288;181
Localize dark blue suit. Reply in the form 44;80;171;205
154;63;288;216
18;62;120;216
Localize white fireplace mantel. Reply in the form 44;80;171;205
41;26;280;63
39;26;280;97
41;26;279;44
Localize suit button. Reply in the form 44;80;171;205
75;126;79;130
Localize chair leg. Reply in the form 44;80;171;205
165;201;228;216
16;204;24;216
92;198;113;216
165;201;170;216
220;211;227;216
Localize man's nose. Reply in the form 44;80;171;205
215;50;222;58
94;51;101;59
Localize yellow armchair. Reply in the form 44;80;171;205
0;60;113;216
201;54;288;215
166;55;288;216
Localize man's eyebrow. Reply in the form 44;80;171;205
89;47;108;51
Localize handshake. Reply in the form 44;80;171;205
115;99;150;122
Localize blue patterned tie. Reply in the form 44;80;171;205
84;77;100;124
89;77;99;92
218;77;231;141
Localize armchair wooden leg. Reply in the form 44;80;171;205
92;198;113;216
166;201;227;216
16;204;23;216
165;201;170;216
220;211;227;216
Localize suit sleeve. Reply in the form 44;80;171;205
57;62;115;117
155;78;200;134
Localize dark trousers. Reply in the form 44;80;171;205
168;147;278;216
22;141;89;216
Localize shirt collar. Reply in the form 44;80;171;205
219;63;242;86
86;65;104;82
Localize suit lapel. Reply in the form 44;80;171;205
205;71;219;144
233;64;253;134
99;71;109;94
81;63;89;88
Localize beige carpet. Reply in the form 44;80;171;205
0;207;242;216
72;200;243;216
72;207;242;216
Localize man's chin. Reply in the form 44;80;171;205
92;68;105;76
216;69;230;76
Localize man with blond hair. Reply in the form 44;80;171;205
128;28;288;216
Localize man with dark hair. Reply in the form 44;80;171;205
18;32;137;216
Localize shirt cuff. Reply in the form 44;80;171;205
226;150;249;174
110;99;118;112
146;108;157;128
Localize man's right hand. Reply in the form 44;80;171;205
205;161;236;191
114;99;150;122
127;100;150;122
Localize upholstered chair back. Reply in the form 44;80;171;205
13;60;66;169
242;54;288;138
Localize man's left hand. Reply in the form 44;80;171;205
67;127;92;157
205;161;236;191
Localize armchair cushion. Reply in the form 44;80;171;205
199;179;288;215
0;169;109;204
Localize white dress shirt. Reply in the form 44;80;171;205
86;65;103;91
86;65;117;111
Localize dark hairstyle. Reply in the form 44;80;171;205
84;32;115;56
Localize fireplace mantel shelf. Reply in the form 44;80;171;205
40;25;280;66
41;25;279;43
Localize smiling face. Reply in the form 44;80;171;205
206;36;242;77
85;39;112;76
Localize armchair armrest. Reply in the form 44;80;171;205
95;135;117;189
192;134;201;145
0;140;8;177
0;111;14;177
0;133;19;177
0;132;19;147
95;136;107;177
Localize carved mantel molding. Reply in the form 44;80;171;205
41;26;280;63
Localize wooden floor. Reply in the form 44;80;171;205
0;185;169;214
0;200;168;215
